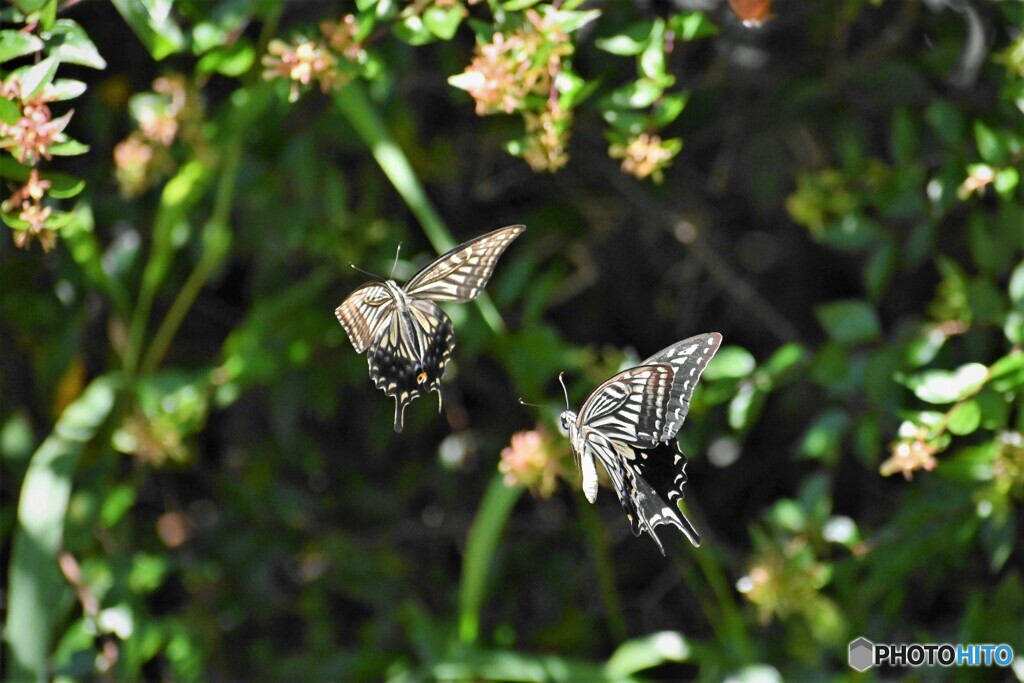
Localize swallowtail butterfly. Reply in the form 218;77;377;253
336;225;524;432
559;333;721;554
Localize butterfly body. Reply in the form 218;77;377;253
336;225;524;432
559;333;722;554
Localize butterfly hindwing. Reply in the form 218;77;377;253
405;225;525;303
367;300;454;432
625;440;700;553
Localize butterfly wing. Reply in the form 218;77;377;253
404;225;525;303
335;282;395;354
640;332;722;441
577;364;677;449
576;333;721;552
367;299;454;432
621;441;701;553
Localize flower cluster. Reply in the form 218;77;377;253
0;77;72;165
880;435;939;480
736;538;841;641
450;9;580;172
262;15;367;102
113;75;201;197
1;77;72;251
608;133;682;183
498;427;565;499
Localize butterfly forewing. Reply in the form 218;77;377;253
640;333;722;441
405;225;524;303
577;365;676;448
335;282;395;353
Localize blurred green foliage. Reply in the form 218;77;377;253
2;0;1023;680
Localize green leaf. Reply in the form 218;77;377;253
763;343;807;379
196;40;255;77
1010;260;1024;306
650;91;688;128
5;375;121;682
901;363;989;404
423;5;464;40
20;54;59;100
974;120;1008;164
800;409;850;464
605;632;691;677
0;29;44;63
0;96;21;125
42;78;87;101
993;166;1019;198
393;15;437;45
988;352;1024;392
602;108;649;135
596;21;655;56
925;99;963;145
704;346;756;380
501;0;543;10
110;0;186;60
815;299;882;346
728;382;764;431
544;8;600;33
45;171;85;198
940;442;998;483
947;400;981;436
608;78;663;109
47;137;89;156
45;19;107;69
639;20;668;82
668;11;719;41
459;474;522;643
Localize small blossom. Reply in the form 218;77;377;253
880;439;939;480
5;168;51;206
609;133;681;183
0;101;72;164
522;109;570;172
320;15;365;62
958;164;995;199
113;132;157;197
499;428;563;499
262;38;339;102
12;201;56;252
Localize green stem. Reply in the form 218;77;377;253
122;161;213;376
332;82;507;335
575;497;627;642
458;474;523;644
685;536;754;662
139;135;244;374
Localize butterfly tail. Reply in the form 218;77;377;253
393;398;407;432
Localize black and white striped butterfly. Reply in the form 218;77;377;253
336;225;524;432
558;333;722;554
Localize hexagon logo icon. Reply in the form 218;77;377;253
849;637;874;672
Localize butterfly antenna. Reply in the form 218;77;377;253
349;263;382;280
558;372;571;410
389;242;403;279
